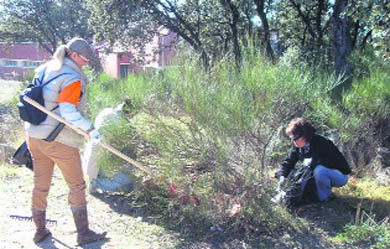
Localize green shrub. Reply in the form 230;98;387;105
87;49;345;233
95;116;139;177
87;73;152;120
86;46;389;235
343;69;390;123
336;213;390;249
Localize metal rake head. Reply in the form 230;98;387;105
9;215;57;225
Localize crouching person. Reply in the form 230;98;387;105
275;117;351;203
25;37;106;244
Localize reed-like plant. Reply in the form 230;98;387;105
86;46;389;233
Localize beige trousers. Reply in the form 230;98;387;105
27;137;87;210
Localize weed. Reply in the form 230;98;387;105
336;212;390;248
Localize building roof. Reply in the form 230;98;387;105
0;43;51;61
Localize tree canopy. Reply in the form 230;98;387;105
0;0;92;54
86;0;389;76
0;0;388;76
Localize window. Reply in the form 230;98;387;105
4;60;18;67
22;61;42;68
120;64;129;78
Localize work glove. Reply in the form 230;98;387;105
302;158;312;167
88;128;102;144
277;176;286;192
274;170;283;179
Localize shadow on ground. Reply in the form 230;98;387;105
90;190;259;249
89;190;368;249
296;194;390;237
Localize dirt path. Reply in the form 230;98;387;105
0;166;184;249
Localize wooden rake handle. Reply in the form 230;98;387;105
23;96;153;175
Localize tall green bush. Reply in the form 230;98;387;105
87;49;344;232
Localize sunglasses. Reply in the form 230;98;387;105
78;53;90;62
290;135;302;142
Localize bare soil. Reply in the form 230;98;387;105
0;167;182;249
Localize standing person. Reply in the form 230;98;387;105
275;117;351;202
25;37;107;244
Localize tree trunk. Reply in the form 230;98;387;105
254;0;275;63
332;0;353;97
221;0;242;68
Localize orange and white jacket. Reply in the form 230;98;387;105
25;58;92;149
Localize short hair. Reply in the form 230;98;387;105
285;117;316;141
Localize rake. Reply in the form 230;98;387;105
9;215;58;225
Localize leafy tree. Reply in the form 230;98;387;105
272;0;389;92
0;0;92;54
88;0;207;67
87;0;389;74
332;0;353;92
88;0;264;69
350;0;390;58
219;0;242;67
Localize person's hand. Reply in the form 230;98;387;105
88;128;102;144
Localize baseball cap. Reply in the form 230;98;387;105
66;37;96;61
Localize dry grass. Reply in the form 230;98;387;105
0;80;21;104
0;80;24;145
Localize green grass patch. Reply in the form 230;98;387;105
335;214;390;248
334;177;390;248
335;177;390;219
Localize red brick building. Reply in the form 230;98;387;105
97;29;178;78
0;42;51;80
0;30;177;80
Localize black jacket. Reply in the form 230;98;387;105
278;134;351;177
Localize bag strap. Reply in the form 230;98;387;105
33;68;46;86
35;69;71;111
35;68;70;87
42;73;69;87
44;123;65;142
